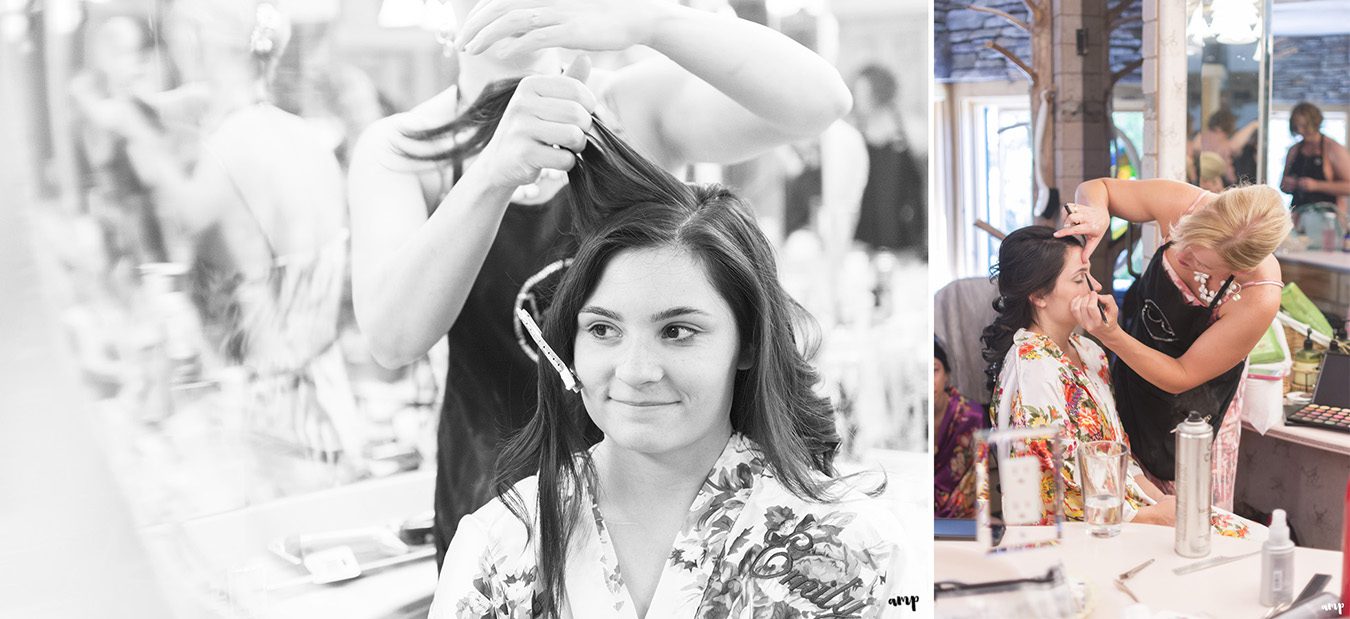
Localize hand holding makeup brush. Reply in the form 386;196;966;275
1072;287;1120;338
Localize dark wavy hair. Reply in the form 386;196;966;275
408;78;851;615
979;226;1083;393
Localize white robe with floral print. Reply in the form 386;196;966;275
428;433;910;618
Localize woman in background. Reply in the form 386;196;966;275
1281;101;1350;230
934;336;982;519
848;63;923;254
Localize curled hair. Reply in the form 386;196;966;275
979;227;1083;393
1170;184;1291;272
412;80;850;615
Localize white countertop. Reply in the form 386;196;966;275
936;522;1342;618
1279;249;1350;273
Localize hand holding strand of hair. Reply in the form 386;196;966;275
472;56;596;191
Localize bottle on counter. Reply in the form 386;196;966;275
1342;231;1350;253
1291;330;1324;393
1175;411;1213;558
1260;509;1295;607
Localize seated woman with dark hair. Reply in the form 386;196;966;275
427;94;908;618
933;336;983;519
980;226;1248;537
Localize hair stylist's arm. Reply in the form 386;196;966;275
348;60;595;368
1059;178;1209;260
456;0;852;167
1071;284;1279;394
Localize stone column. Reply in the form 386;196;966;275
1141;0;1189;258
1053;0;1114;285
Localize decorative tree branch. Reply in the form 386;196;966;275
1110;58;1144;86
959;4;1030;32
987;40;1036;81
1106;0;1133;26
1021;0;1044;24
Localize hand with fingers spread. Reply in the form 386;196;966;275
1055;201;1111;261
457;0;662;59
470;56;596;191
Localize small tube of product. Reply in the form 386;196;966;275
515;307;581;393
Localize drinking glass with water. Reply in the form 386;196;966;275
1078;440;1128;538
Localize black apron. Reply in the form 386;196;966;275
1112;242;1245;481
430;161;577;567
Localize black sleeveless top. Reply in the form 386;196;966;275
429;171;577;566
1290;135;1339;207
856;137;924;252
1111;242;1245;481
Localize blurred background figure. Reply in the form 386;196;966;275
1191;107;1259;186
934;336;984;519
1281;101;1350;234
849;63;925;256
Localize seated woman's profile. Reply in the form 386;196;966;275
427;95;907;618
980;226;1248;537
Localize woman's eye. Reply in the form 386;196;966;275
586;323;618;339
661;325;697;341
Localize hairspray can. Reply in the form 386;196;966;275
1175;412;1213;558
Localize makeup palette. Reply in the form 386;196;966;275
1285;353;1350;433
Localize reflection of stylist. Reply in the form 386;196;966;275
1280;102;1350;228
349;0;853;568
1058;180;1291;510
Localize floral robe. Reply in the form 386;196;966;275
992;329;1248;538
934;388;984;518
428;433;910;618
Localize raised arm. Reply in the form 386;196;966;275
348;62;595;368
456;0;851;168
1059;178;1209;258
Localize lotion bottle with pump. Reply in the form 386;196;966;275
1260;509;1295;607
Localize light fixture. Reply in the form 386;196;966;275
378;0;424;29
1186;1;1209;55
1211;0;1260;44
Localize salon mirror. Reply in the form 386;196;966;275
1185;0;1269;187
1265;0;1350;204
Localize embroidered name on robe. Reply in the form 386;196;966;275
749;531;869;617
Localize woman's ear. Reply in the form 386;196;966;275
1029;293;1048;309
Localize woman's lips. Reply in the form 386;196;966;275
610;398;678;407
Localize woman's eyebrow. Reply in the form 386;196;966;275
579;306;621;320
651;307;710;322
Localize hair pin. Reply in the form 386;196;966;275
515;307;581;393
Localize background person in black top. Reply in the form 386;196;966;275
1280;101;1350;230
347;0;854;569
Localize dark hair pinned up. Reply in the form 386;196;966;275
979;226;1083;394
407;79;855;615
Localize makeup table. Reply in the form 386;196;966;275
936;523;1342;618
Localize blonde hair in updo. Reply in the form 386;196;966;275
1170;184;1292;272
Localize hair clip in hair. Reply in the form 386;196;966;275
515;307;582;393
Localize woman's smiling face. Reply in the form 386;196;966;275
574;246;744;456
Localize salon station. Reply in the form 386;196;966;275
933;0;1350;616
0;0;928;617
